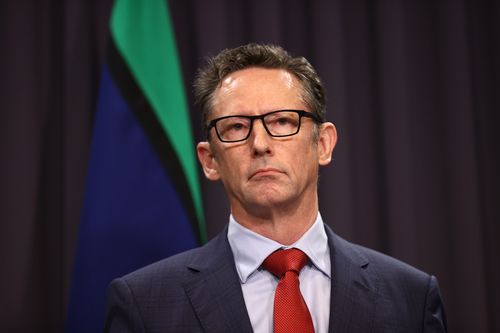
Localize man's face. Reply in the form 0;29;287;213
197;67;336;218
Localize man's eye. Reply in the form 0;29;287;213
229;122;247;131
232;123;244;130
276;117;291;125
271;116;297;127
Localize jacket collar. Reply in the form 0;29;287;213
182;223;377;333
325;225;377;332
183;226;254;333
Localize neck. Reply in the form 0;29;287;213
231;194;319;245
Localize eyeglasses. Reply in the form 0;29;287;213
207;110;322;143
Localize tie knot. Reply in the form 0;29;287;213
262;248;309;278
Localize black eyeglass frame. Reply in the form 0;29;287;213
206;109;323;143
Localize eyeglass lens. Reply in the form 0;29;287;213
215;111;301;142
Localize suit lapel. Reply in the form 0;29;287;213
325;226;378;333
182;224;379;332
183;227;253;333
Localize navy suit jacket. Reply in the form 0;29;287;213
104;224;447;332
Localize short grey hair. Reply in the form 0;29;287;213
193;43;327;133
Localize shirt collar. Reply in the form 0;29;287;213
227;213;331;283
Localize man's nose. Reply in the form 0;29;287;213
249;120;272;156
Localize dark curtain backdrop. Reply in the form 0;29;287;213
1;0;498;332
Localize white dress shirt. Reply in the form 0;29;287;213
227;213;331;333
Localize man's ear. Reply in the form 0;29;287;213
317;122;337;166
197;141;220;180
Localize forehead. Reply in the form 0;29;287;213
211;67;306;117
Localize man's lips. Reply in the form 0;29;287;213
249;168;284;179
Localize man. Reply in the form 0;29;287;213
104;43;447;332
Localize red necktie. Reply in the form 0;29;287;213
262;248;315;333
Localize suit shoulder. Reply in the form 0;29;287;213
329;229;431;284
123;247;199;280
347;240;431;286
118;231;226;288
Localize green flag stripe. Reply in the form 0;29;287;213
110;0;206;242
106;40;204;245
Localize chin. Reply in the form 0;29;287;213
248;191;292;208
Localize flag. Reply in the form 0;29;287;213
65;0;206;331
